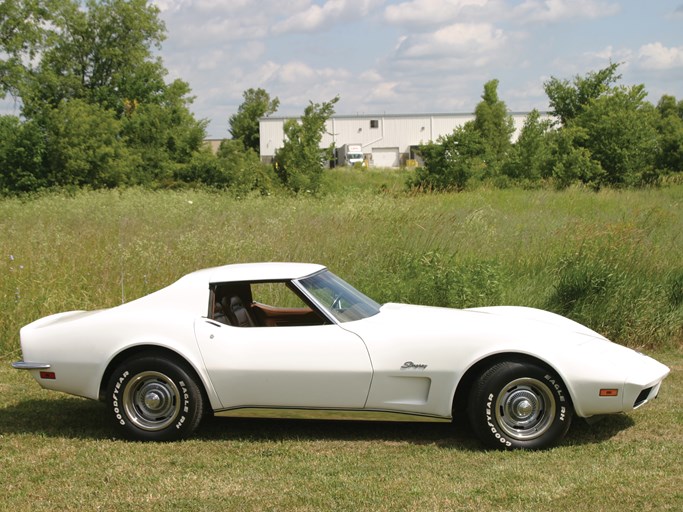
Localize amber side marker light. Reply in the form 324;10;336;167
599;389;619;397
40;371;56;380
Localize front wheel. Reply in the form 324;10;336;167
106;354;205;441
468;361;573;450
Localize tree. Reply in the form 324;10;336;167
229;88;280;153
502;109;553;183
0;0;50;99
574;85;660;186
656;95;683;173
274;96;338;194
411;123;485;191
176;140;275;196
472;79;514;175
17;0;167;116
43;99;134;188
544;126;604;189
410;79;511;190
543;64;669;188
544;62;621;126
0;0;207;192
121;79;207;184
0;115;46;192
215;139;275;195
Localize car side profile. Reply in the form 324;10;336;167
12;262;670;449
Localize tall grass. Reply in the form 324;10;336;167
1;180;682;355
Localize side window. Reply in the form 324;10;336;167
251;282;308;308
211;281;329;327
212;283;253;327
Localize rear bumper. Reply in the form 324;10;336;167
11;361;51;370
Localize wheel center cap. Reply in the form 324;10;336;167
515;399;533;418
144;391;162;409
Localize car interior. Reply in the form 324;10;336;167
210;281;330;328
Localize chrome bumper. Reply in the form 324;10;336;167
11;361;51;370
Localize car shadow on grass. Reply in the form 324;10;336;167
563;414;636;446
0;397;111;439
199;413;635;450
200;415;482;451
0;397;635;450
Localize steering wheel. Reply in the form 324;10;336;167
331;294;344;311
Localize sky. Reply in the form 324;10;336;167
4;1;683;139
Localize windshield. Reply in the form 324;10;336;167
297;270;380;323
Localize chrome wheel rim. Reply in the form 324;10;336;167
122;371;181;431
494;377;555;441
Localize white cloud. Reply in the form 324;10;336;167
505;78;549;108
276;61;318;83
395;22;506;60
144;0;683;137
153;0;300;15
151;0;182;13
580;45;633;72
367;81;401;102
637;42;683;70
513;0;620;22
154;0;312;48
384;0;490;26
359;69;383;82
272;0;384;35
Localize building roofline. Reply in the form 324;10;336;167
259;111;550;122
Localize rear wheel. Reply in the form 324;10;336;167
106;354;205;441
468;361;573;450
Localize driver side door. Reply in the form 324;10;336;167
194;319;374;410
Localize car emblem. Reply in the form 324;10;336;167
401;361;427;370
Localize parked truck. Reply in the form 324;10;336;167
335;143;364;167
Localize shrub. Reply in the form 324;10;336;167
0;116;47;193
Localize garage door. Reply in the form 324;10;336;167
372;147;400;168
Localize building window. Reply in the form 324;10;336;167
370;119;379;129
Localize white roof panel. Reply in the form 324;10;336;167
205;262;326;284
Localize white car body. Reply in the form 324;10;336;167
13;262;669;449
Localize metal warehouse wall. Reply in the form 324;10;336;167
259;112;549;166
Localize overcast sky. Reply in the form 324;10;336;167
5;1;683;138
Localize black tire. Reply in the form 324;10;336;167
106;354;205;441
468;361;573;450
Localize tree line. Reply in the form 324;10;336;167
413;64;683;191
1;1;681;196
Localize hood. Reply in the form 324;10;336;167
463;305;608;341
375;303;608;343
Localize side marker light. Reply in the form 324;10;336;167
599;389;618;397
40;371;56;380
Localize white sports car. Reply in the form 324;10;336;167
12;262;669;449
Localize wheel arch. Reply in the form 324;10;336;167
451;352;574;419
98;345;211;408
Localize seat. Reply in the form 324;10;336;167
226;295;256;327
213;301;229;324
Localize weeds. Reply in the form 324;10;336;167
1;185;682;354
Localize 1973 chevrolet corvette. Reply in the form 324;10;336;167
12;262;669;449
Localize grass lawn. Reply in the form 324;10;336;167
0;350;681;511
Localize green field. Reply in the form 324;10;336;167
1;173;682;510
1;173;681;353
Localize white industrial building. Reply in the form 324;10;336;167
259;112;548;168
